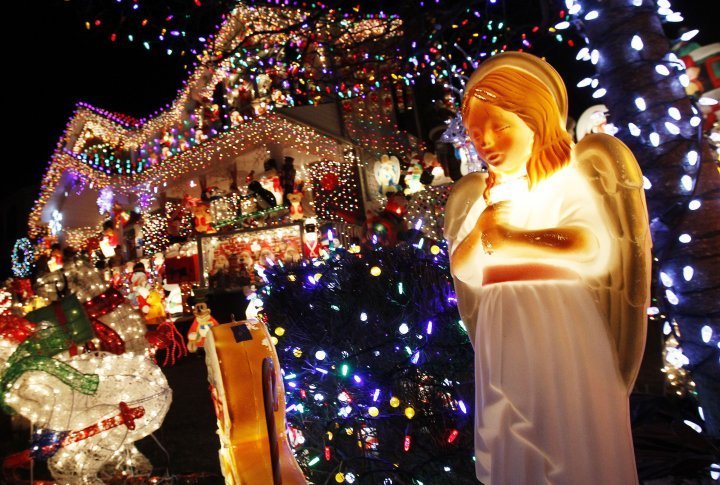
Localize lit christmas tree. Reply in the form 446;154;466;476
259;244;477;484
563;0;720;439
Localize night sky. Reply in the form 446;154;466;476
2;1;716;276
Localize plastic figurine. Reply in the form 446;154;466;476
281;156;297;203
248;180;278;210
287;189;304;220
444;52;651;484
142;283;167;325
187;302;219;352
302;218;320;259
129;262;149;307
373;154;401;196
47;244;64;273
187;200;216;234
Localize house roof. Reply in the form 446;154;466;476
29;3;403;236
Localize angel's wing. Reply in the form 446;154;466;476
575;133;652;391
444;172;487;343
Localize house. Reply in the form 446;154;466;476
29;3;426;280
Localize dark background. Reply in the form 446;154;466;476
1;0;716;278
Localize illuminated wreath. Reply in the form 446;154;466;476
11;238;35;278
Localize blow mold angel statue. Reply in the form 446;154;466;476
444;52;651;484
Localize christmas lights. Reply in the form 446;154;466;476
29;114;346;237
11;238;35;278
307;155;363;223
260;244;474;483
567;0;720;443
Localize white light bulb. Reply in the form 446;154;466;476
679;233;692;243
690;116;701;127
683;420;702;433
665;289;679;305
650;132;660;146
688;200;701;210
668;107;681;120
576;47;591;61
555;21;570;30
701;325;712;343
683;266;694;281
591;78;599;88
642;176;652;189
680;29;699;42
315;350;326;360
631;35;644;50
592;88;606;98
399;323;409;335
629;123;641;136
679;73;690;87
632;0;642;5
584;10;599;20
590;49;600;64
698;97;719;106
569;4;581;14
635;97;646;111
687;150;698;166
665;121;680;135
577;76;592;87
681;175;693;191
655;65;670;76
660;271;674;288
657;0;671;9
666;12;683;22
663;321;672;335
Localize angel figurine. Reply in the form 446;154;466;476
444;52;651;484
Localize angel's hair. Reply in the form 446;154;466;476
462;67;572;200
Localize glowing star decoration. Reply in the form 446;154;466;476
0;330;171;483
373;154;401;197
49;210;63;237
204;320;307;484
97;187;115;215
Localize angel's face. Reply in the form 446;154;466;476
465;100;534;180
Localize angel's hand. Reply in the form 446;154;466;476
475;202;511;253
476;201;510;232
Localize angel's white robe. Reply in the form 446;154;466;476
448;165;638;485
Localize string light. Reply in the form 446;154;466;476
11;238;35;278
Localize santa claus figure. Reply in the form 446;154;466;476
303;218;321;259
